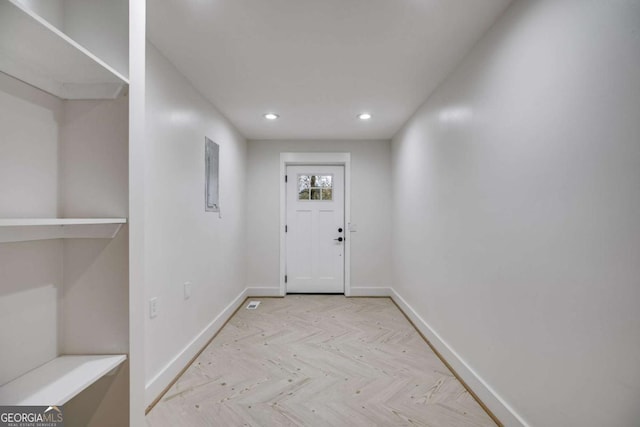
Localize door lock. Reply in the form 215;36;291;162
338;227;343;233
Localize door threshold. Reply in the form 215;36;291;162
285;292;345;296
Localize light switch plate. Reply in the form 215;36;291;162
149;297;158;318
349;223;357;232
184;282;192;300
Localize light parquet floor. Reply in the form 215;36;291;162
146;295;497;427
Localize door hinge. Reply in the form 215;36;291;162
284;275;288;283
285;225;288;232
285;175;288;182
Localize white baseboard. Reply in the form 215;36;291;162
349;286;392;297
389;288;528;427
245;286;391;297
144;288;249;407
246;286;282;297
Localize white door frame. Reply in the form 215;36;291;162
280;152;351;296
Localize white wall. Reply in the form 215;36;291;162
0;73;62;385
246;140;392;292
63;0;129;78
58;97;130;427
13;0;64;28
59;97;129;355
144;42;248;404
0;240;61;385
391;1;640;426
0;72;61;217
14;0;129;78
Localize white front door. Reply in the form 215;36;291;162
286;165;345;293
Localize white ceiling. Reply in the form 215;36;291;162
147;0;511;140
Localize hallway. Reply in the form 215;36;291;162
2;0;639;425
146;296;496;426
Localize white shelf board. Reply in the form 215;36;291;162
0;218;127;243
0;355;127;405
0;0;128;100
0;218;127;226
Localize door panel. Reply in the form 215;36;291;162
286;166;344;293
318;209;336;279
293;209;312;278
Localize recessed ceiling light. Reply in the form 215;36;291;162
358;113;372;120
264;113;279;120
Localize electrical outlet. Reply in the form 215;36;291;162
149;297;158;319
184;282;192;300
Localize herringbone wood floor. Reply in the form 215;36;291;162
146;295;497;426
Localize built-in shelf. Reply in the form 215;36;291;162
0;355;126;405
0;0;128;100
0;218;127;243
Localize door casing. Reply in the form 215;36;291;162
280;152;351;296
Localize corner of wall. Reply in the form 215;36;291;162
389;288;527;427
144;288;248;407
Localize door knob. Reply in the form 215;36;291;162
334;237;343;242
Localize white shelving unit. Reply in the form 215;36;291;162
0;1;132;424
0;355;127;405
0;0;128;100
0;218;127;243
